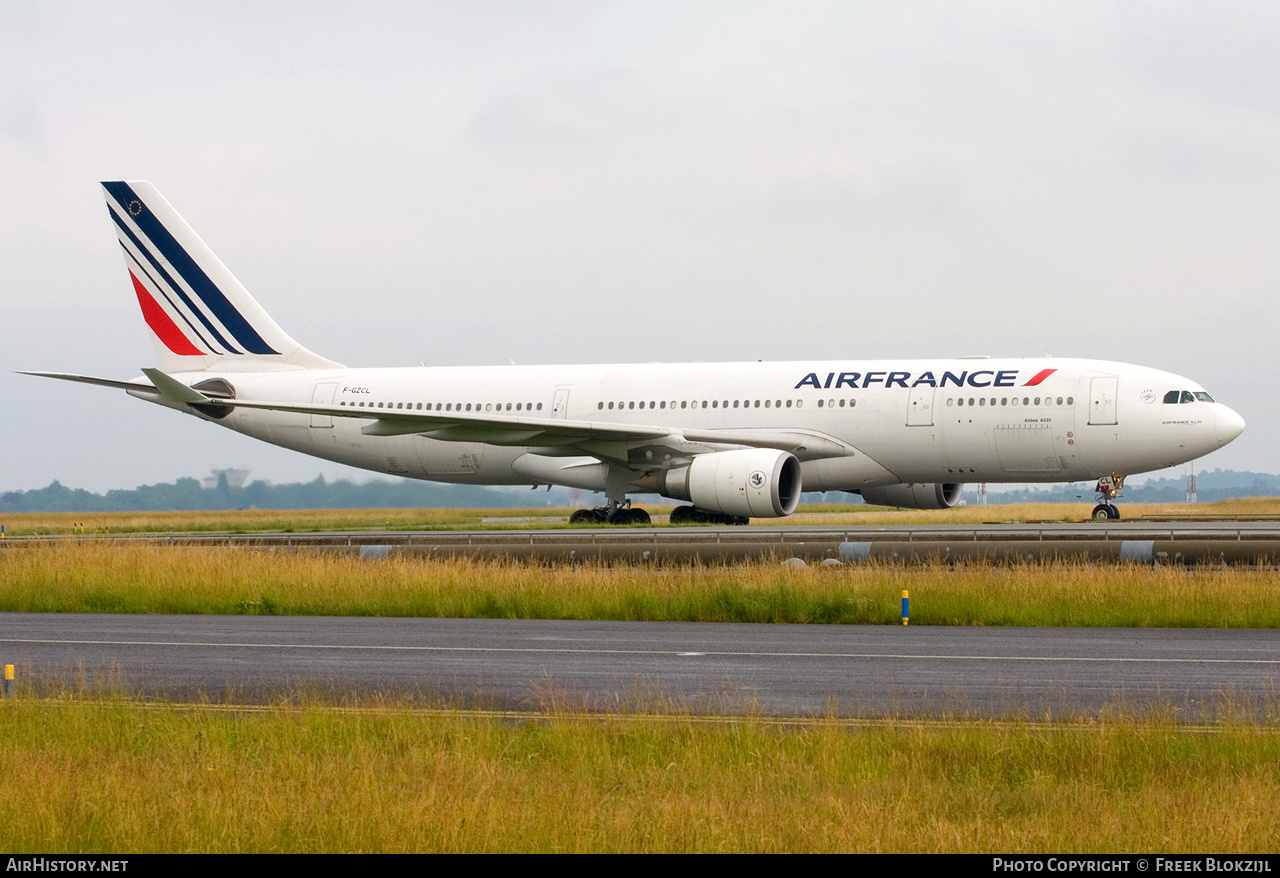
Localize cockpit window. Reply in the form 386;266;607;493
1162;391;1180;404
1195;392;1215;402
1180;391;1195;404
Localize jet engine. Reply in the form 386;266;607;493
860;482;963;510
642;448;802;518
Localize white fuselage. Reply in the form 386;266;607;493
133;357;1244;498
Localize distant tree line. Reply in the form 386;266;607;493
1;469;1274;513
0;476;584;513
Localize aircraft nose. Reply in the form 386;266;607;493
1215;405;1246;446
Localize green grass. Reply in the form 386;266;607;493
0;694;1276;852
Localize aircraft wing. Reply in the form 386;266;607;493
27;368;856;466
219;398;856;464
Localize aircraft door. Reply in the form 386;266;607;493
1088;377;1118;426
906;386;934;426
552;388;571;419
309;382;338;427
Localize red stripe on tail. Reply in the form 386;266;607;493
130;271;205;356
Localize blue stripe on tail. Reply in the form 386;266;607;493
102;182;279;356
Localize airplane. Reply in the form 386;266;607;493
23;181;1246;525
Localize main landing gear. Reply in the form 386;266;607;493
568;503;751;526
668;505;750;526
1090;474;1125;521
568;502;652;526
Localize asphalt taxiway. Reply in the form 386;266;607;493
3;613;1276;718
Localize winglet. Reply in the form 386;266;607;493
141;368;212;404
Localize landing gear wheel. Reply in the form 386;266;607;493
669;505;697;525
668;505;749;526
1107;504;1120;520
569;509;596;525
1091;504;1114;522
607;506;650;525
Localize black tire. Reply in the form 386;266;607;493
569;509;595;525
1091;504;1112;522
1107;504;1120;520
669;505;697;525
606;507;636;525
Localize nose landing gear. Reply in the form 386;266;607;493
1090;474;1125;521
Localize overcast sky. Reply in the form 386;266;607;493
2;1;1277;493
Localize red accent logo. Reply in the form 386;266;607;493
1022;368;1057;387
130;271;204;356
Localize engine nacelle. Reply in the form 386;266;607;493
860;482;963;510
645;448;802;518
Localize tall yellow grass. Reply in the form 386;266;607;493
2;541;1278;626
1;697;1276;852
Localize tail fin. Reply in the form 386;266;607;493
101;181;342;373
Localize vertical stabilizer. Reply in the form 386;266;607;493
101;181;342;372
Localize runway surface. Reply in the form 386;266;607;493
3;613;1277;718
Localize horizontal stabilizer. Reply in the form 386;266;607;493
18;371;156;393
140;368;213;404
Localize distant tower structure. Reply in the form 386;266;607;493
977;483;988;506
1186;463;1197;504
202;468;251;490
